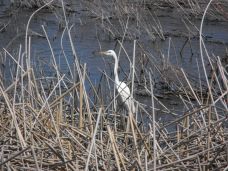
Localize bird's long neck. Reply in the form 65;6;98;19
113;53;120;84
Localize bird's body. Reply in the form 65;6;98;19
116;81;133;112
100;50;135;113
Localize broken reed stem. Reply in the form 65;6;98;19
207;106;211;163
131;40;136;113
0;86;26;148
107;125;121;171
79;81;83;130
149;72;156;171
31;146;40;170
0;146;31;167
199;0;214;106
25;0;54;59
85;108;102;171
50;83;80;107
61;1;93;133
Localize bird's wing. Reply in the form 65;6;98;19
116;82;131;101
116;82;135;113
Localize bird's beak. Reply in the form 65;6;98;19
92;51;106;57
99;51;108;55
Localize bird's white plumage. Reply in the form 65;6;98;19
116;81;131;110
100;50;135;113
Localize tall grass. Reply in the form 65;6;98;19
0;0;227;170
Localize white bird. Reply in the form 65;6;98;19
99;50;135;114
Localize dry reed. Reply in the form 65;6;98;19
0;0;227;170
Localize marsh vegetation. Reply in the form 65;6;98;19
0;0;227;170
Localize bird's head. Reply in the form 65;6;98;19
99;50;116;57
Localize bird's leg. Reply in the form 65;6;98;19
124;115;131;146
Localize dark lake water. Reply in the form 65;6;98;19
0;1;227;120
